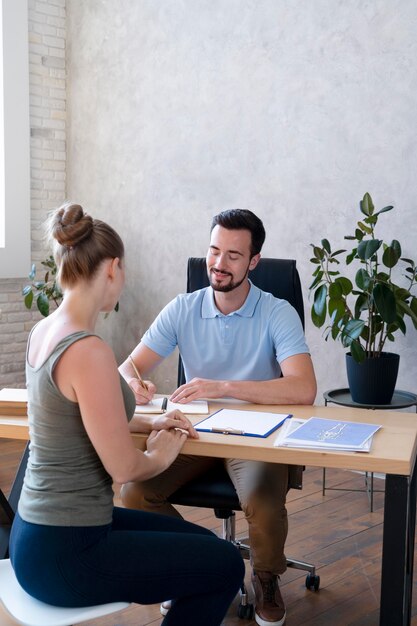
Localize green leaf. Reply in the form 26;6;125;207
28;263;36;281
397;299;417;327
328;298;345;321
313;284;327;318
311;304;326;328
346;250;357;265
331;249;346;257
357;239;382;261
375;205;394;216
373;283;397;324
329;282;342;298
354;292;369;319
312;246;325;261
346;318;366;339
331;324;340;340
22;285;32;296
309;273;323;291
24;291;34;309
321;239;331;253
355;268;372;291
335;276;353;295
360;192;374;216
365;214;377;226
382;241;401;268
37;293;50;317
350;340;366;363
358;221;373;234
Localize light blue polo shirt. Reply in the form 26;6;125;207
141;281;309;383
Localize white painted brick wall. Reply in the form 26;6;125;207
0;0;66;388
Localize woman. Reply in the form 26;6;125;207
10;202;244;626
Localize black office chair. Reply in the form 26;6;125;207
168;257;319;620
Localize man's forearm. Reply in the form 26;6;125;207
224;376;316;405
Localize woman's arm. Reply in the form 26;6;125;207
54;336;187;484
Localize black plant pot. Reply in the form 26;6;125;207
346;352;400;405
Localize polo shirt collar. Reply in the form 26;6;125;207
202;280;261;318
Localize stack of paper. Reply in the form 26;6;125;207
0;388;28;416
274;416;381;452
135;398;209;415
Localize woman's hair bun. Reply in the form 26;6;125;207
52;203;94;247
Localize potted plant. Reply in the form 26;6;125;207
310;192;417;404
22;255;63;317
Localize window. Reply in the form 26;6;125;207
0;0;30;278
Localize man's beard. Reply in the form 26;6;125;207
208;264;250;293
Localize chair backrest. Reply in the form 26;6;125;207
178;257;305;386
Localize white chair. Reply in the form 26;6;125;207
0;559;130;626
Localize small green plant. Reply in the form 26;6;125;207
22;255;119;317
309;192;417;363
22;255;63;317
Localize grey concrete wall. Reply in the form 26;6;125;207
66;0;417;400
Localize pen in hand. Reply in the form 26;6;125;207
129;355;149;391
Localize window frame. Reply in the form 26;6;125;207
0;0;30;278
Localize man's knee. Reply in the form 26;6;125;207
120;481;147;509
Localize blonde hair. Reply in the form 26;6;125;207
46;202;124;289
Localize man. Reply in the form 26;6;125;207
120;209;317;626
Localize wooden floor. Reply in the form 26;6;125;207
1;438;417;626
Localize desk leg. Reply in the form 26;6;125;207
0;442;29;559
380;467;417;626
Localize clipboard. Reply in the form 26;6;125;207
195;408;291;438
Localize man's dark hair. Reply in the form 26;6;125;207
210;209;266;257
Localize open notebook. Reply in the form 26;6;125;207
135;397;209;415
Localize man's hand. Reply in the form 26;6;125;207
170;378;226;403
129;378;156;404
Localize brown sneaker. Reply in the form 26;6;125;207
251;570;286;626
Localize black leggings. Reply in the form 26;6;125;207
10;507;245;626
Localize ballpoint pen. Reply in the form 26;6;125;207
161;397;168;413
129;355;149;391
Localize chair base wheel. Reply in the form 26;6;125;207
237;602;254;619
306;573;320;591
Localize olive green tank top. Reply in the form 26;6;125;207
18;330;136;526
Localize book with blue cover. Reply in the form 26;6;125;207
274;416;381;452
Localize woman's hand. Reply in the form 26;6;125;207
152;409;199;439
145;428;188;471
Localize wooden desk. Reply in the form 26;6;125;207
1;402;416;626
